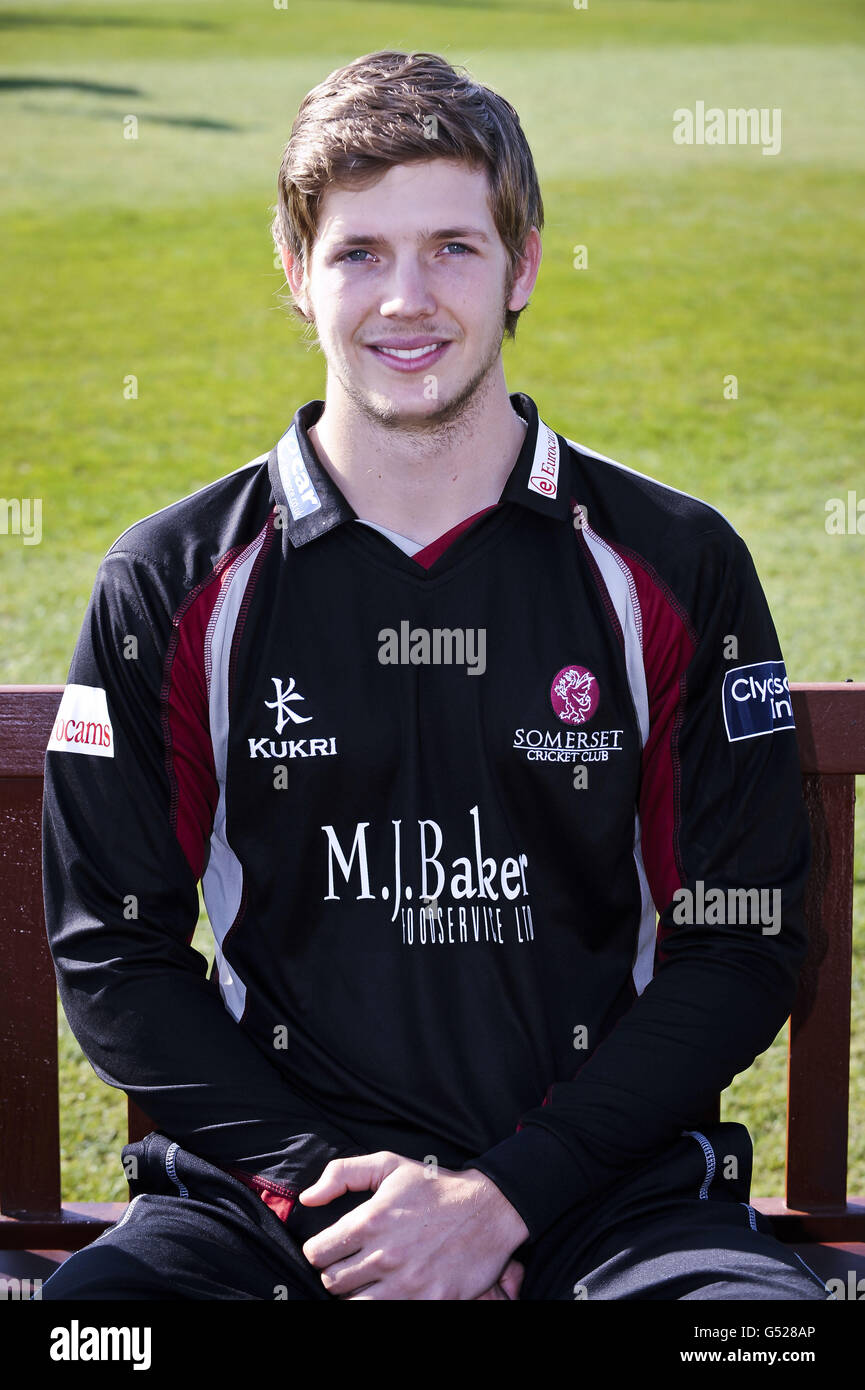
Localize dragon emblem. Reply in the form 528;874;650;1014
550;666;598;725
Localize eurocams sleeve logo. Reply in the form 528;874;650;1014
722;661;795;743
46;684;114;757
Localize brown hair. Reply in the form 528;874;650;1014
271;49;544;339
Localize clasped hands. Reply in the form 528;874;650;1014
298;1151;529;1301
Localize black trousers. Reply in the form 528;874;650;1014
39;1123;829;1301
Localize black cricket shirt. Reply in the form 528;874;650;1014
42;391;810;1242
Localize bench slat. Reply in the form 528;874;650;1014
790;683;865;773
787;773;855;1211
752;1199;865;1244
0;686;64;779
0;777;62;1218
0;1205;128;1251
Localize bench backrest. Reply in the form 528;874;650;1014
1;682;863;1243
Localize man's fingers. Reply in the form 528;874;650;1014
474;1282;509;1300
496;1259;525;1300
318;1250;383;1297
301;1152;406;1267
302;1213;365;1269
298;1151;398;1206
473;1260;525;1300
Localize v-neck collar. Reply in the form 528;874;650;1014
355;517;424;556
356;504;500;569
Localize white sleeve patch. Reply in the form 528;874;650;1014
47;683;115;757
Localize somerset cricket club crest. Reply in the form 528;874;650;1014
550;665;599;726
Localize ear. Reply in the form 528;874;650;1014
506;226;542;313
280;244;312;319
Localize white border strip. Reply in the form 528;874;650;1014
201;532;268;1020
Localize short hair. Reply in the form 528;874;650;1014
271;49;544;339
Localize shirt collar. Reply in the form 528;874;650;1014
267;391;572;553
499;392;573;520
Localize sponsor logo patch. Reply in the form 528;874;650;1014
722;660;795;742
527;423;560;499
248;675;339;760
47;684;114;757
277;426;321;521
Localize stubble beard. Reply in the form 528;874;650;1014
320;292;511;452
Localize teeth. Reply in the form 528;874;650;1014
377;343;442;360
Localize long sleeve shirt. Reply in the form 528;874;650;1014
42;390;810;1243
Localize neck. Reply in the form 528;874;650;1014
307;364;527;547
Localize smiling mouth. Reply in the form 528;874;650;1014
368;342;449;363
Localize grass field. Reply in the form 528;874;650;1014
1;0;863;1208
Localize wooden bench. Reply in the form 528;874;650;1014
2;682;864;1289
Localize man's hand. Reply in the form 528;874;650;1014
474;1259;525;1300
298;1151;530;1300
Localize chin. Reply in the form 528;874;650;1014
359;386;458;429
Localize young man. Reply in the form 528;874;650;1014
40;49;827;1301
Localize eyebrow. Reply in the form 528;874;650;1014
327;226;491;251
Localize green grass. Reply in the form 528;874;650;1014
2;0;863;1208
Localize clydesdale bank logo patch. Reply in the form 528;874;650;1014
722;661;795;742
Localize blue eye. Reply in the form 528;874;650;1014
337;243;474;263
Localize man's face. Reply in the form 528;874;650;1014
284;159;540;430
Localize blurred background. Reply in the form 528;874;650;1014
1;0;862;1207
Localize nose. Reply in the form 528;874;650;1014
379;252;437;319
